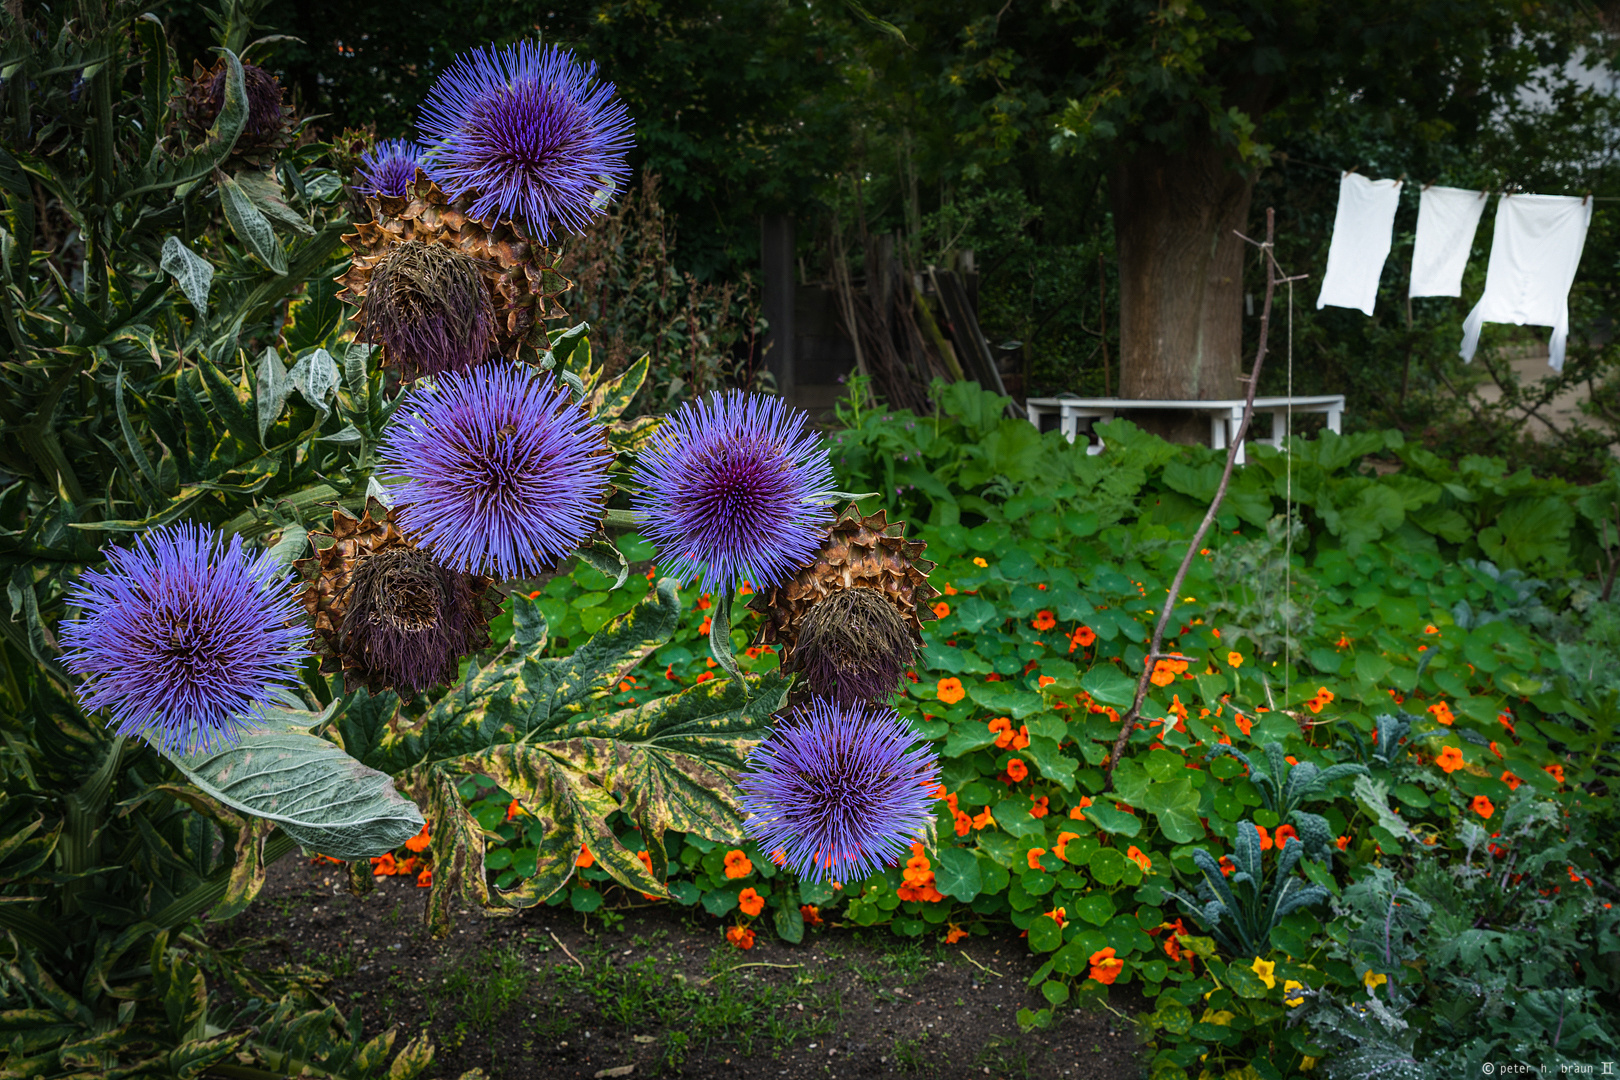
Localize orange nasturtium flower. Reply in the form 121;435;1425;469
1088;948;1125;986
1471;795;1495;819
416;866;432;888
1045;906;1068;928
405;825;431;853
1054;831;1081;861
1435;746;1465;774
1544;763;1565;784
738;887;765;917
371;852;397;877
1275;824;1300;849
932;601;951;619
723;849;754;879
1069;797;1093;822
945;923;969;944
1005;758;1029;782
1307;687;1336;714
1069;626;1097;652
1253;825;1274;851
1428;701;1455;726
726;925;755;950
972;557;988;567
1126;846;1153;874
575;845;595;868
1501;770;1522;791
989;716;1014;748
1032;610;1057;631
1027;848;1048;870
1029;795;1050;819
971;806;996;830
1335;836;1351;851
1227;651;1244;668
936;677;966;705
801;904;823;926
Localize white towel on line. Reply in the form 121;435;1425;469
1316;173;1403;316
1409;185;1487;298
1459;194;1592;372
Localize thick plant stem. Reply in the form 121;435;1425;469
1104;208;1303;785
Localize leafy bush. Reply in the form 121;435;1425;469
432;379;1620;1079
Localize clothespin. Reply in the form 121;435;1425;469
1421;179;1436;191
1584;191;1592;205
1346;165;1360;175
1396;173;1407;184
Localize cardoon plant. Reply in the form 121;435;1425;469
738;698;940;882
60;524;306;755
632;390;837;592
378;363;612;578
357;239;496;380
355;138;426;198
418;40;633;243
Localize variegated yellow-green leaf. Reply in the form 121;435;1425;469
333;580;789;935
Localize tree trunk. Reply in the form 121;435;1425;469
1111;140;1256;441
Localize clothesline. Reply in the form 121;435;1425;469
1279;155;1618;199
1317;173;1593;372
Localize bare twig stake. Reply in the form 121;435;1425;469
550;930;586;974
958;950;1004;978
1103;208;1308;785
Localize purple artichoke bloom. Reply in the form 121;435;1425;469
418;40;633;243
378;363;610;578
738;698;940;883
60;524;306;756
355;138;425;198
631;391;835;592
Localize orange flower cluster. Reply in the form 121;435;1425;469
900;842;945;902
1088;947;1124;985
936;677;966;705
1436;746;1465;774
971;806;996;830
801;904;823;926
1544;763;1565;785
1069;796;1093;822
1428;700;1455;726
1027;847;1048;870
1054;831;1081;861
1306;687;1336;714
1125;845;1153;874
1502;770;1522;791
370;851;429;887
739;887;765;916
987;717;1030;751
945;923;968;944
1471;795;1495;818
1032;610;1056;631
1004;759;1029;783
1068;626;1097;653
1029;795;1049;819
405;825;431;853
1157;918;1190;962
1149;656;1190;687
723;849;753;879
726;925;755;950
1045;906;1068;928
942;790;973;836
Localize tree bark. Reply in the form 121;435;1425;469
1111;139;1256;440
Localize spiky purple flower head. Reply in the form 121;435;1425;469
738;698;940;883
418;40;633;244
60;524;306;756
631;391;836;592
355;138;425;198
378;363;610;578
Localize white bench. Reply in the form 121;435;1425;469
1024;395;1346;464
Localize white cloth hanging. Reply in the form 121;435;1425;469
1409;185;1487;298
1459;194;1592;371
1316;173;1403;316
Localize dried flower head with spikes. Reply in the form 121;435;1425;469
749;504;939;692
296;501;496;698
356;240;496;380
179;57;295;162
336;170;571;366
789;587;920;706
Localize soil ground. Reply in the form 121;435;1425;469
213;857;1153;1080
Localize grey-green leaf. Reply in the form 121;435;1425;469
289;348;340;413
168;709;424;860
160;236;214;316
219;173;288;275
255;346;289;443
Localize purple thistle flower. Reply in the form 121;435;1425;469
418;40;633;243
738;698;940;883
60;524;306;756
378;364;610;578
355;138;425;198
631;391;835;592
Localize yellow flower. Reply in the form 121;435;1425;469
1250;956;1276;989
972;557;988;567
1301;1057;1318;1072
1283;979;1306;1007
1363;971;1387;989
1227;651;1243;668
1199;1009;1236;1027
